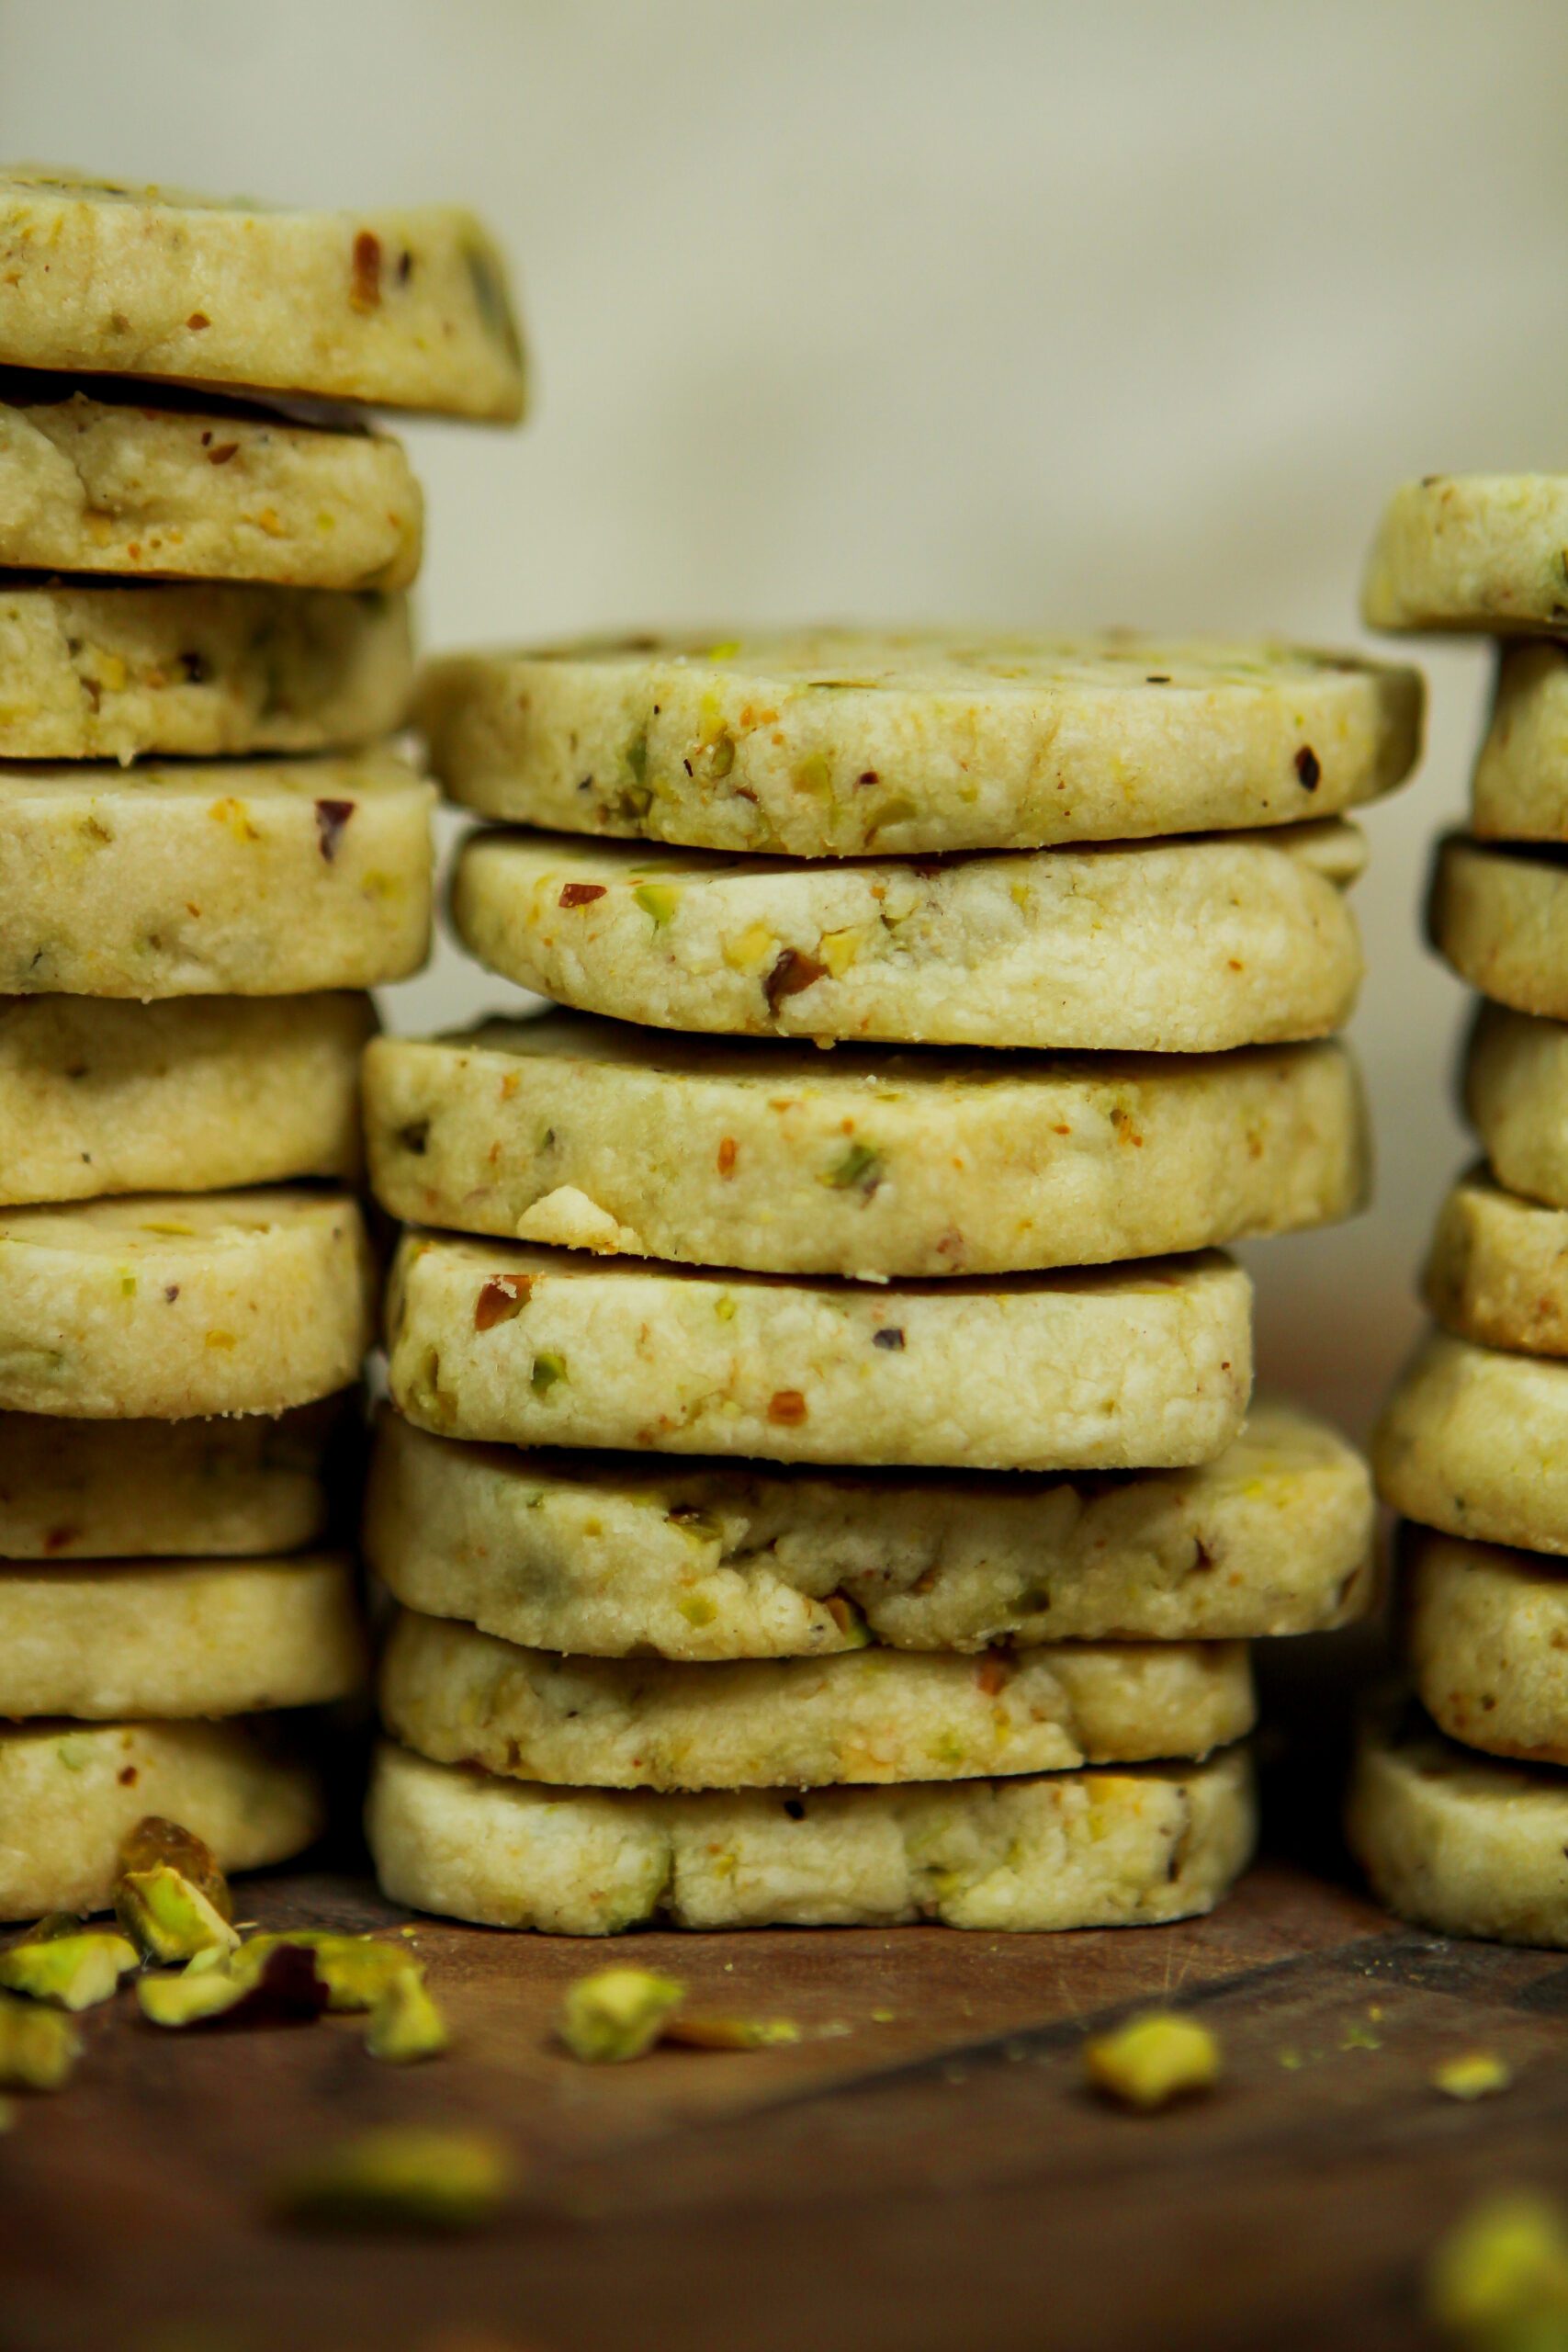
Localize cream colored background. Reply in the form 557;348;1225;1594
6;0;1568;1431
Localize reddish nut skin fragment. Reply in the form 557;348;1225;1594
767;1389;807;1427
716;1136;738;1178
351;231;383;311
314;799;355;862
764;949;827;1015
558;882;607;909
474;1274;532;1331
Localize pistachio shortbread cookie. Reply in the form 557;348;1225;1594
1472;643;1568;840
1462;1002;1568;1210
418;630;1420;858
1424;1168;1568;1356
387;1233;1250;1471
0;753;432;997
1406;1527;1568;1765
0;167;524;420
1363;477;1568;636
0;1189;375;1419
365;1016;1367;1277
1374;1331;1568;1555
454;821;1364;1053
0;579;409;761
0;1398;347;1558
367;1401;1374;1659
0;994;375;1207
368;1737;1256;1933
0;1715;324;1920
1429;836;1568;1020
1348;1693;1568;1946
0;379;422;587
0;1552;365;1720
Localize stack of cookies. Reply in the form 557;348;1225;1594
0;167;524;1920
1352;480;1568;1945
360;631;1420;1936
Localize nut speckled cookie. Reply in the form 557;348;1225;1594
1472;643;1568;840
1363;477;1568;636
0;579;409;761
381;1607;1253;1790
0;1189;375;1419
0;380;422;587
0;1715;324;1921
0;1399;346;1558
1424;1168;1568;1356
1375;1331;1568;1557
1429;837;1568;1020
0;994;374;1207
418;630;1421;857
0;167;525;420
0;752;432;997
1406;1528;1568;1766
1348;1694;1568;1947
368;1737;1255;1934
1462;1003;1568;1211
365;1016;1367;1277
387;1234;1251;1471
366;1401;1374;1659
0;1552;366;1721
453;822;1365;1053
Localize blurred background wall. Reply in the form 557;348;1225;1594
6;0;1567;1435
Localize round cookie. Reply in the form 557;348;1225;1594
0;1399;348;1559
1424;1168;1568;1356
417;630;1421;858
1472;643;1568;840
380;1608;1253;1790
1429;836;1568;1020
1348;1692;1568;1947
1362;476;1568;636
0;1189;376;1419
0;1716;324;1921
0;994;375;1208
453;821;1366;1053
0;167;525;421
368;1737;1256;1934
0;579;409;762
1374;1330;1568;1556
0;1552;366;1721
0;379;422;588
387;1233;1251;1472
364;1016;1368;1278
1462;1002;1568;1210
366;1400;1374;1660
1406;1527;1568;1765
0;752;432;997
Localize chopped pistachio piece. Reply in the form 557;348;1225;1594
0;1989;81;2088
661;2013;801;2052
139;1969;255;2029
117;1864;240;1964
367;1967;449;2064
1432;2051;1515;2103
1427;2192;1568;2342
118;1815;233;1920
270;2127;513;2232
139;1942;328;2029
1083;2010;1222;2110
0;1930;138;2011
559;1966;685;2064
220;1931;412;2014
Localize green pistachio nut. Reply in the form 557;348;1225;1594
559;1966;685;2064
270;2127;513;2231
0;1989;81;2088
0;1930;138;2011
367;1968;450;2064
116;1864;241;1964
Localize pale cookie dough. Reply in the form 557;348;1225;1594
0;579;409;761
0;1398;347;1558
1406;1527;1568;1766
366;1401;1374;1659
0;752;433;997
0;994;375;1207
1424;1167;1568;1356
0;379;422;588
0;1552;366;1721
0;1715;324;1921
418;630;1421;858
0;167;525;421
1472;643;1568;841
453;822;1366;1053
1363;476;1568;635
0;1190;376;1419
367;1737;1256;1933
1374;1331;1568;1556
1429;836;1568;1020
1348;1692;1568;1947
1462;1002;1568;1210
364;1015;1368;1278
387;1233;1251;1471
